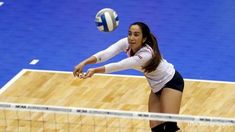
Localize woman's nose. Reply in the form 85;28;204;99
129;35;134;40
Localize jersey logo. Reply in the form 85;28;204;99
137;55;143;59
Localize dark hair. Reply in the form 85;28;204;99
130;22;162;73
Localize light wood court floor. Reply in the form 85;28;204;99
0;69;234;131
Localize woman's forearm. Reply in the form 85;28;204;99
93;66;105;73
81;56;98;65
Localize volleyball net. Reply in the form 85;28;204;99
0;102;234;131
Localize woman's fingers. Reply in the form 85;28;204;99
73;67;82;77
83;69;95;78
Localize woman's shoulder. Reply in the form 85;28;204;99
137;45;153;55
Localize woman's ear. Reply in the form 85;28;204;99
143;37;147;43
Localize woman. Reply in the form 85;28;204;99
73;22;184;132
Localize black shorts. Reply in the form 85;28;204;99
156;70;184;95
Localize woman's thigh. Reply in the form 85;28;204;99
160;88;183;114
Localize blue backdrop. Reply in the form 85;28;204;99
1;0;235;88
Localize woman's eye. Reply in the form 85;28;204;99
134;34;139;37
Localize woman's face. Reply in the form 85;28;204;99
128;25;146;52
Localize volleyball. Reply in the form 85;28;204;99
95;8;119;32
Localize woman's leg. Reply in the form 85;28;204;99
148;91;162;128
160;88;183;131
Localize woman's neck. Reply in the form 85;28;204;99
130;46;142;56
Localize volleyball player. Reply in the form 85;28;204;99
73;22;184;132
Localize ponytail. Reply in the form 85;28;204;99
142;33;162;73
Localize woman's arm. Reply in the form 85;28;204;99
104;51;152;73
73;38;128;78
93;38;128;63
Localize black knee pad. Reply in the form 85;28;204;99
151;123;165;132
163;122;180;132
151;122;180;132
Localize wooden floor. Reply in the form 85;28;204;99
0;69;234;131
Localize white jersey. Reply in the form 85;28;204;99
93;37;175;93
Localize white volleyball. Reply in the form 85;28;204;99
95;8;119;32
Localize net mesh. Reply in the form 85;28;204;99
0;102;234;132
0;108;149;131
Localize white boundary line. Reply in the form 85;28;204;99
184;78;235;84
23;68;235;84
0;69;28;95
23;68;144;78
